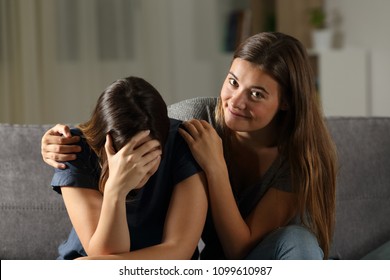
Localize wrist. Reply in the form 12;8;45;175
104;178;131;201
204;161;229;178
103;189;128;205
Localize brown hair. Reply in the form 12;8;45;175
78;76;170;194
215;32;337;259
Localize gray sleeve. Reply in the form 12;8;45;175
167;96;218;125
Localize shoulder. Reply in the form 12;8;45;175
168;118;182;131
160;118;202;185
166;118;188;152
70;127;88;150
68;128;97;168
166;118;185;145
70;127;83;136
51;127;100;192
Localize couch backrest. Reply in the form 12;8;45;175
0;124;72;260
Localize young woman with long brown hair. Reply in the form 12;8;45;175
180;32;337;260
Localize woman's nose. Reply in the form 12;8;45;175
230;90;246;110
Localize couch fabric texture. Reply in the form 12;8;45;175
1;97;389;259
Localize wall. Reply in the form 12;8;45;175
326;0;390;50
326;0;390;116
0;0;227;124
1;0;390;124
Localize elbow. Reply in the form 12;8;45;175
176;243;197;260
162;239;200;260
86;248;128;258
85;242;130;257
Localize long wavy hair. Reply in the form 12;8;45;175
78;76;170;194
215;32;338;259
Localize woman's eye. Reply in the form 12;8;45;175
228;78;238;87
251;91;264;99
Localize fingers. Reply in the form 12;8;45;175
44;135;80;146
43;151;76;162
138;147;162;166
105;133;162;192
50;124;72;138
44;158;68;170
42;133;80;146
46;124;73;138
133;149;161;188
178;127;194;144
121;140;161;171
126;130;151;150
192;119;211;129
119;130;160;158
104;133;116;157
42;149;78;169
131;139;161;158
41;124;82;169
43;142;81;154
180;119;210;139
42;124;80;148
107;130;161;167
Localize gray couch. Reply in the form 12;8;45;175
1;97;389;260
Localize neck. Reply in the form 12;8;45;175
234;120;279;150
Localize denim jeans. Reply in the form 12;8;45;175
244;225;324;260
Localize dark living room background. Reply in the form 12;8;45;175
1;0;389;125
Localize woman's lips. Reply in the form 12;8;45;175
228;107;249;119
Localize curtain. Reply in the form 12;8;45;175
0;0;223;124
0;0;42;123
0;0;145;124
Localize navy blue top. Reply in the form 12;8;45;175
51;118;201;259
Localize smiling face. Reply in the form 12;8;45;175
221;58;284;136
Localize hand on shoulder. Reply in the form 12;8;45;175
41;124;82;169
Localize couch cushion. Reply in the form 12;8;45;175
0;124;72;259
327;117;390;259
361;240;390;260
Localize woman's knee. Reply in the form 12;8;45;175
245;225;324;260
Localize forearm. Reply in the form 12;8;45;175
82;173;208;260
205;166;254;259
80;241;196;260
87;191;130;256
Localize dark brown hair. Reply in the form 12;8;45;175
215;32;337;259
78;76;170;194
